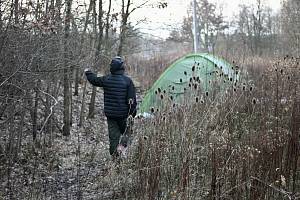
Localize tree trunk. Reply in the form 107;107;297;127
0;143;4;160
35;0;41;21
50;81;61;143
74;0;95;96
62;0;73;136
97;0;104;54
63;64;70;136
15;102;25;158
117;0;131;56
88;0;103;119
45;0;49;13
70;73;73;126
79;80;87;127
45;84;53;146
87;0;98;119
7;111;14;199
0;99;8;119
0;0;3;30
7;104;15;157
74;67;80;96
14;0;19;24
104;0;112;54
88;87;96;118
32;86;39;141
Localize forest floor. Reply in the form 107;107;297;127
47;83;141;199
1;82;140;199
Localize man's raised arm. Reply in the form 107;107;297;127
85;69;104;87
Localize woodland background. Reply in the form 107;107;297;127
0;0;299;199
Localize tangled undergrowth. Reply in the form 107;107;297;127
1;56;299;200
129;56;300;199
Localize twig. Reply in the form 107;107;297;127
250;176;293;200
0;65;23;88
37;89;58;135
219;181;249;198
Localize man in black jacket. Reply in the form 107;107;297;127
84;56;137;157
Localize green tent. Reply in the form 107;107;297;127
138;53;238;114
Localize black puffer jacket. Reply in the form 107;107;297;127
85;64;137;119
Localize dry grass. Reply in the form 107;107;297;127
123;55;300;199
1;56;299;200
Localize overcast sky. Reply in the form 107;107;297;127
129;0;282;38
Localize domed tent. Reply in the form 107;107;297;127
138;53;238;114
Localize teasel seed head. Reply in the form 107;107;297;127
150;107;155;113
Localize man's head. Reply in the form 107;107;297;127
110;56;125;74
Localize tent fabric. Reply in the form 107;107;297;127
138;53;238;114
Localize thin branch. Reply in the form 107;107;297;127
0;65;23;88
37;89;58;135
129;0;150;15
250;176;293;200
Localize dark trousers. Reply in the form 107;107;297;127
107;117;129;156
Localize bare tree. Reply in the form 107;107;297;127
281;0;300;55
32;84;39;140
117;0;131;56
62;0;73;136
117;0;150;56
104;0;112;54
252;0;264;55
87;0;104;118
168;0;227;52
235;1;271;56
14;0;19;24
0;0;2;30
74;0;95;96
